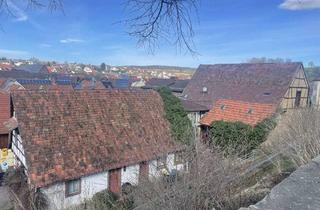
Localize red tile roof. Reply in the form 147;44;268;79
200;99;276;126
0;63;13;71
80;80;106;89
0;91;10;134
12;89;182;188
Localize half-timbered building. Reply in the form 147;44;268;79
182;62;309;131
10;89;185;209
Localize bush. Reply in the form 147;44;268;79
209;118;276;156
5;167;48;210
157;87;194;145
90;190;119;209
89;189;134;210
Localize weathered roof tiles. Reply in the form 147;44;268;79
12;89;182;188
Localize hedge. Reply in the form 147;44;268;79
208;117;276;156
158;87;194;145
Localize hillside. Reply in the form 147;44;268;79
117;65;196;72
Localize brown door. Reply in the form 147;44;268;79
0;134;8;149
108;169;121;193
139;161;149;182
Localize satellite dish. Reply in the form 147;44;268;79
202;87;208;93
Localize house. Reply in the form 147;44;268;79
0;63;13;71
15;79;73;91
74;78;106;90
10;89;185;209
182;63;309;130
131;79;146;88
0;79;25;91
200;99;276;126
14;64;49;74
179;99;209;140
310;77;320;107
143;78;190;96
0;91;10;149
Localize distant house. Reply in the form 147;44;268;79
179;99;208;140
310;77;320;107
14;64;49;74
10;89;185;209
182;63;309;131
143;78;190;96
74;78;106;90
0;63;13;71
0;78;25;92
131;79;146;88
0;91;10;149
101;76;136;89
15;79;73;91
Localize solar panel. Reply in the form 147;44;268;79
16;79;51;85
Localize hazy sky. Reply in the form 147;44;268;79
0;0;319;67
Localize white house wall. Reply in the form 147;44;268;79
11;130;27;168
149;153;185;180
42;172;109;210
32;154;185;209
121;164;139;185
149;160;160;179
167;154;184;171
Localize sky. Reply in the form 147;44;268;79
0;0;319;67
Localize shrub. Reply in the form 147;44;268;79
209;117;276;156
5;167;49;210
90;190;119;209
157;87;194;145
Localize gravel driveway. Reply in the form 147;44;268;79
0;186;11;210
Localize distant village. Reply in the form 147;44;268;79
0;57;194;80
0;57;320;210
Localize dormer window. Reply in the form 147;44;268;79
202;87;208;93
220;105;225;110
247;108;253;114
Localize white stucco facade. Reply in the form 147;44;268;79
149;153;185;179
42;172;109;210
121;164;139;186
11;133;185;210
11;129;27;168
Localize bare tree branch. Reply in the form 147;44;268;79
0;0;199;54
124;0;200;55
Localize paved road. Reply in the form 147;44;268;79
0;186;11;210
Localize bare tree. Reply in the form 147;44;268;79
0;0;63;16
124;0;199;54
0;0;199;54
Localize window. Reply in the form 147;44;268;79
174;153;184;165
65;179;81;197
220;105;225;110
157;157;167;169
247;108;253;114
295;90;302;107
